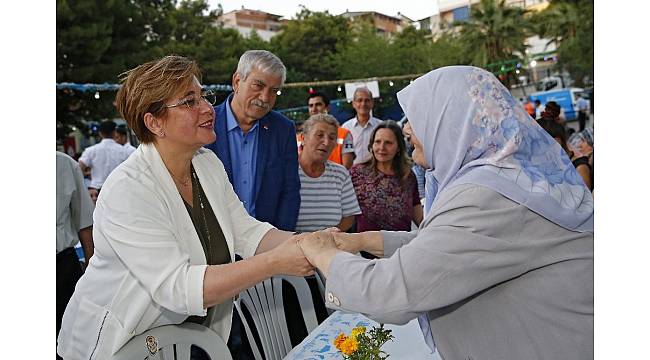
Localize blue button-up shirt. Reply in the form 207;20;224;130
225;99;259;216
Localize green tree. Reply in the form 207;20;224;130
160;0;249;85
56;0;248;140
57;0;116;82
428;33;468;68
243;30;273;51
455;0;532;82
57;0;179;83
533;0;593;86
334;22;396;79
392;26;467;74
271;7;351;82
57;0;181;140
267;7;351;109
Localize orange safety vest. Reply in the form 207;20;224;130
296;133;304;156
296;127;351;165
328;127;351;165
524;102;535;118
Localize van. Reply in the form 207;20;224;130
529;87;584;121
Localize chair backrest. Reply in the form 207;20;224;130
235;275;318;360
111;322;232;360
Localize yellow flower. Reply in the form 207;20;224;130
351;326;366;339
339;336;359;355
333;333;347;351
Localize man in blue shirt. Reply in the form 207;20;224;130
205;49;300;231
205;49;301;360
576;95;590;131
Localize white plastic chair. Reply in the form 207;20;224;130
111;322;232;360
235;275;318;360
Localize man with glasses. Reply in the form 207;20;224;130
342;87;382;165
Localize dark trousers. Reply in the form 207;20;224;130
226;308;255;360
578;111;587;131
57;247;83;359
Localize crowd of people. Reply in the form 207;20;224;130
56;50;594;360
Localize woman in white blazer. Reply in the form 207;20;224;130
56;56;313;360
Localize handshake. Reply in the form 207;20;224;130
268;228;373;278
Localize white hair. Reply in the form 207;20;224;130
236;50;286;85
302;114;339;136
353;87;373;100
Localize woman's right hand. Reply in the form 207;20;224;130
268;236;315;277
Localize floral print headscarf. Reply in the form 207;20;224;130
397;66;593;232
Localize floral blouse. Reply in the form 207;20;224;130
350;164;420;232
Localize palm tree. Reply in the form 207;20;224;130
532;0;593;86
454;0;532;84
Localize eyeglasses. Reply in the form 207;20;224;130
147;90;217;115
163;90;217;111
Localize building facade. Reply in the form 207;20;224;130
437;0;549;29
340;11;415;38
217;8;287;41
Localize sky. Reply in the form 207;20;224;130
207;0;440;21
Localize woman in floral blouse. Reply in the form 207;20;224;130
350;120;423;232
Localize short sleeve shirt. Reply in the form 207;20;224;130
295;161;361;232
79;138;130;189
342;117;381;165
56;152;95;253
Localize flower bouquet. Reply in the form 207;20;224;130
333;324;395;359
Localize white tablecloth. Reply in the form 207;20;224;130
284;311;442;359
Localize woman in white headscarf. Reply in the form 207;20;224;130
298;66;593;360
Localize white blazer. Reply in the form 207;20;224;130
57;143;274;360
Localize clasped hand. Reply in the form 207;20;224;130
294;228;362;277
275;228;365;278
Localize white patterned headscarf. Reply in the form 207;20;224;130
397;66;593;232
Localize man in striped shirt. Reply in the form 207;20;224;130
296;114;361;232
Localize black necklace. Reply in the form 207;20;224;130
192;169;213;262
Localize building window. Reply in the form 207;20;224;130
452;6;470;22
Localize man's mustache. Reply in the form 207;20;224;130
251;99;270;109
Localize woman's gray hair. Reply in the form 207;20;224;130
302;114;339;136
236;50;286;85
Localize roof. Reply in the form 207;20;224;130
339;11;403;23
221;8;284;20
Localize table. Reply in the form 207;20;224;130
284;311;443;359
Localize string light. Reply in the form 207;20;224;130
337;85;342;92
276;90;282;95
388;81;394;86
94;91;100;99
